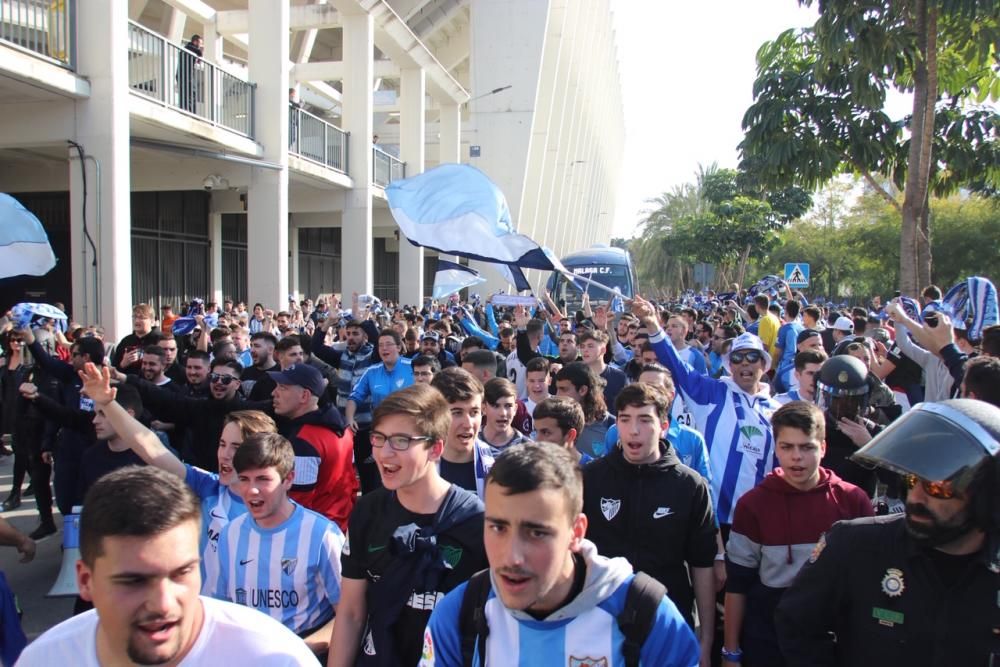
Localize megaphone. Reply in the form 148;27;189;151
47;506;82;598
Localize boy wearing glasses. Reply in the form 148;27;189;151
723;401;871;667
329;384;486;667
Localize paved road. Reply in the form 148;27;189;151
0;455;74;642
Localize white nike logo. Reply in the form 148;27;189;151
653;507;674;519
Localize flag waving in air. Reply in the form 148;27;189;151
0;193;57;278
386;164;556;270
433;259;486;299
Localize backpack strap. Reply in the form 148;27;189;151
459;568;492;667
618;572;667;667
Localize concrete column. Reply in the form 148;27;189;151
439;102;461;164
209;212;223;304
289;222;301;300
69;1;131;338
436;103;462;266
397;66;426;306
247;0;289;310
340;12;375;297
203;22;223;64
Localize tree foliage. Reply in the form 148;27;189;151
633;165;810;292
739;0;1000;295
753;189;999;299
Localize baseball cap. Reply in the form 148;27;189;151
724;332;772;373
421;331;440;342
833;316;855;332
267;364;325;397
796;329;822;346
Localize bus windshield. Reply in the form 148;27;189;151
549;264;633;308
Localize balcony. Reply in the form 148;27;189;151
289;104;348;175
127;21;255;139
373;147;405;188
0;0;75;69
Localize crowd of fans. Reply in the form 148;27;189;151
0;279;998;666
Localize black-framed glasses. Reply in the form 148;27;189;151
903;473;956;500
370;431;431;451
210;373;237;386
730;350;763;365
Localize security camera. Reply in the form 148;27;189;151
202;174;229;191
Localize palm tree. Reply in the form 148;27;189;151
633;164;719;293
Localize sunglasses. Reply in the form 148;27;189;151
209;373;237;386
904;473;956;500
729;350;763;365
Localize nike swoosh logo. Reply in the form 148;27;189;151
210;511;226;520
653;508;674;519
367;544;386;553
240;559;254;566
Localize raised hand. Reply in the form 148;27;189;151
78;362;117;407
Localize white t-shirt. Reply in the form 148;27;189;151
17;596;320;666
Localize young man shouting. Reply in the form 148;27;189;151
329;385;486;666
421;443;699;666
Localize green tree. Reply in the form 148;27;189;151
758;191;997;298
634;166;810;292
740;0;999;295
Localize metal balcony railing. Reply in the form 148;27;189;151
289;104;349;175
373;147;406;188
127;21;255;139
0;0;75;68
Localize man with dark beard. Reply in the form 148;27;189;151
775;399;1000;667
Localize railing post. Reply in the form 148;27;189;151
160;34;167;104
68;0;77;69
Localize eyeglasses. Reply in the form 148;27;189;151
729;350;763;365
209;373;237;386
369;431;431;451
904;473;956;500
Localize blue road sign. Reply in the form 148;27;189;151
785;263;810;288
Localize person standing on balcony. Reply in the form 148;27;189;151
178;34;203;114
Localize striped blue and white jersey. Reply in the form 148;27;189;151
649;331;781;525
773;389;803;406
419;541;699;667
184;465;247;595
214;501;344;635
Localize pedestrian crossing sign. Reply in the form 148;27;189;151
785;263;810;288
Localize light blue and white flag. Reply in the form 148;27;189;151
491;263;533;293
433;259;486;300
386;164;554;270
0;194;56;278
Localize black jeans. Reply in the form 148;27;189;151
353;426;382;495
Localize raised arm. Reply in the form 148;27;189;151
79;363;186;478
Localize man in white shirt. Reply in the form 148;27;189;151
17;466;319;666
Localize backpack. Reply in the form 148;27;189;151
458;569;666;667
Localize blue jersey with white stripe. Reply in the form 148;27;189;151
649;331;780;524
350;359;414;408
420;572;699;667
184;465;247;595
214;501;344;635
